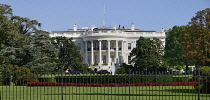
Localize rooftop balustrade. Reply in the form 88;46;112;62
50;31;165;38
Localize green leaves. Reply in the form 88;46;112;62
181;8;210;67
25;31;58;73
130;37;165;71
11;16;42;35
164;26;189;67
0;4;56;74
189;8;210;28
181;26;210;66
0;4;12;16
52;37;83;71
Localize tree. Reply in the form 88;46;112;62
189;8;210;28
0;4;12;17
130;37;165;71
25;31;58;73
164;25;191;70
181;8;210;67
11;16;41;35
181;26;210;67
0;4;19;49
52;37;83;71
1;4;57;75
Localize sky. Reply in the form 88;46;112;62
0;0;209;32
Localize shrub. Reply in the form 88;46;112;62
115;67;125;74
200;66;210;75
38;77;56;82
194;66;210;94
55;75;191;84
15;74;39;86
79;64;94;74
12;66;31;85
1;71;11;85
27;82;198;87
0;64;16;85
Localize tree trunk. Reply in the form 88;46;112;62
185;64;189;74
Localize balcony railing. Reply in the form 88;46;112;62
87;47;122;51
82;31;165;38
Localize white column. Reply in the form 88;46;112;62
98;40;102;66
85;41;88;65
81;42;84;63
115;40;118;63
91;40;94;66
134;40;136;48
121;41;124;63
107;40;111;66
132;41;134;50
125;41;127;51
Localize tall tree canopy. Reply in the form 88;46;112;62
0;4;12;16
1;4;89;75
11;16;41;35
181;26;210;67
164;25;190;68
25;31;58;73
0;4;58;74
0;4;19;49
189;8;210;28
52;37;83;71
181;8;210;67
130;37;165;71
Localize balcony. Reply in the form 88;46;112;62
94;47;99;50
102;48;108;50
87;47;122;51
113;48;122;51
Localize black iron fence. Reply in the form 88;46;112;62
0;71;210;100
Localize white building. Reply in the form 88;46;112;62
50;24;166;72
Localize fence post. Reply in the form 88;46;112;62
198;67;200;100
128;68;131;100
61;69;64;100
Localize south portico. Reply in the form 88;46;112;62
83;38;129;71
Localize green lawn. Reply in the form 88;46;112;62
1;86;209;100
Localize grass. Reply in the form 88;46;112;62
0;86;209;100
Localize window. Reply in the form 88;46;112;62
88;56;91;65
111;55;114;62
111;43;114;49
103;55;106;64
87;42;91;51
128;43;131;50
128;56;131;64
102;42;106;50
119;56;122;64
77;43;81;50
94;42;98;50
95;55;98;64
118;42;122;50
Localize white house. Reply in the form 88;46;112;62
50;24;166;72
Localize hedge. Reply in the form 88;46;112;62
38;77;56;82
55;75;192;83
27;82;198;87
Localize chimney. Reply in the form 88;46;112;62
131;23;135;30
161;28;165;32
73;24;77;31
113;24;116;30
91;25;95;31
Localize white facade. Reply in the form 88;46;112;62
50;24;166;71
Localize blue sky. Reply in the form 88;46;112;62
0;0;209;32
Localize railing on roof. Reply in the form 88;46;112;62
50;31;165;38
